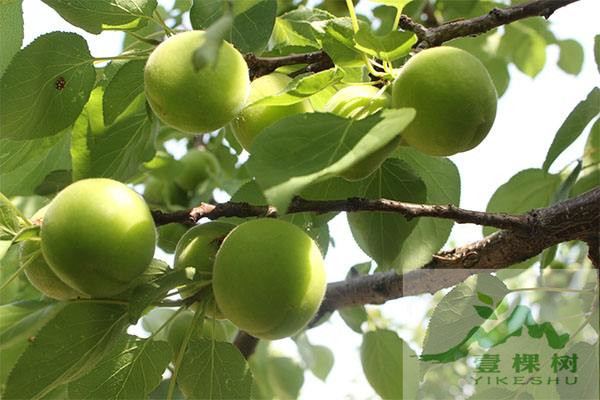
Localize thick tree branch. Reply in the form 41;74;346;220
152;197;534;232
414;0;580;49
245;0;579;78
313;187;600;320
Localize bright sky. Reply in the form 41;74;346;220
20;0;600;398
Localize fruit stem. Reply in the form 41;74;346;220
153;10;176;36
0;249;41;292
345;0;359;32
0;192;32;227
167;302;205;400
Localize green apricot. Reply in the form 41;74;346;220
213;219;326;340
231;72;312;151
175;149;220;192
325;85;399;181
174;222;236;318
144;30;250;133
40;178;157;297
392;46;497;156
166;310;228;360
20;240;83;300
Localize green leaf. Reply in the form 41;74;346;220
322;18;363;67
557;342;599;400
477;291;494;306
571;117;599;197
594;34;600;74
421;274;509;371
391;147;461;271
0;246;41;305
266;356;304;400
348;159;427;269
190;0;277;53
248;109;416;211
483;57;510;97
68;336;172;399
0;198;20;239
0;32;95;140
360;329;418;400
0;130;72;197
3;302;127;399
80;94;159;181
483;169;562;236
503;24;546;78
370;0;412;13
0;0;23;76
557;39;584;75
542;87;600;171
250;67;345;107
354;27;416;62
295;334;334;381
41;0;157;34
178;339;253;400
473;305;495;319
103;60;146;125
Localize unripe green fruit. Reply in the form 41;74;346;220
174;222;236;318
231;73;312;151
392;46;497;156
166;311;228;360
144;31;250;133
20;240;83;300
213;219;326;340
325;85;399;181
41;178;157;297
175;149;220;192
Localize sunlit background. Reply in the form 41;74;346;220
20;0;600;398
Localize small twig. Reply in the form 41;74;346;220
244;51;333;80
152;197;533;232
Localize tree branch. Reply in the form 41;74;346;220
312;187;600;321
244;0;580;78
233;331;259;359
152;197;535;232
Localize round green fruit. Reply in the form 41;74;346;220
174;222;236;318
213;219;326;340
20;240;83;300
325;85;399;181
392;46;497;156
41;178;157;297
231;73;312;151
144;30;250;133
175;149;220;192
166;310;228;360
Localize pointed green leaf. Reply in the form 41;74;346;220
248;109;416;211
557;39;584;75
361;329;418;400
68;336;172;399
266;356;304;400
495;298;509;315
178;339;252;400
41;0;157;34
348;159;426;269
295;334;334;381
594;34;599;74
103;60;146;125
250;68;344;107
190;0;277;53
483;169;562;236
0;32;95;140
354;27;416;62
477;291;494;306
370;0;412;13
391;147;461;271
0;0;23;76
543;87;600;171
3;302;127;399
473;305;495;319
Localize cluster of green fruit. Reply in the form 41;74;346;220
21;178;326;340
144;31;497;181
